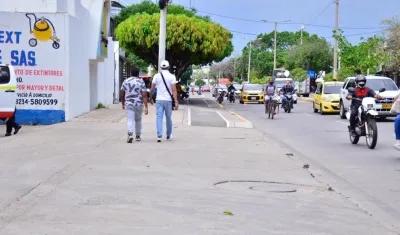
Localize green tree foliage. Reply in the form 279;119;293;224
286;38;333;72
115;13;233;78
334;29;388;74
236;31;321;78
126;52;148;73
180;65;193;85
382;16;400;67
113;0;210;26
290;68;307;81
195;79;206;86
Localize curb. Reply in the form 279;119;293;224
229;111;254;129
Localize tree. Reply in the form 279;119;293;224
286;38;333;72
237;30;321;78
334;29;388;74
382;16;400;67
180;65;193;85
195;79;206;86
116;13;233;78
290;68;307;81
113;0;210;26
209;59;235;80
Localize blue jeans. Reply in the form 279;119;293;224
395;114;400;140
156;100;173;138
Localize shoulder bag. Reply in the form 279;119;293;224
160;72;176;110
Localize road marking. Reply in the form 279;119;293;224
230;111;251;123
304;113;312;117
216;111;230;128
202;99;211;108
187;108;191;126
335;121;348;125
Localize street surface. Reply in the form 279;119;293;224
0;96;399;234
212;92;400;232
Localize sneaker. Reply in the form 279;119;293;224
14;125;21;135
127;134;133;143
135;135;141;141
157;137;162;143
5;133;11;137
167;135;172;141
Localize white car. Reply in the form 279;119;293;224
339;75;398;119
0;64;17;120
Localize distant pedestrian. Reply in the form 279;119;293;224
120;66;149;143
0;108;21;137
393;92;400;147
150;60;179;142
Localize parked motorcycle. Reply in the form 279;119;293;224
228;91;235;103
217;91;225;104
345;87;385;149
283;92;294;113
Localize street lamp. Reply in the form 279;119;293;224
261;19;291;70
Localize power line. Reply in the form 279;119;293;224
195;9;386;30
229;29;387;39
310;0;333;23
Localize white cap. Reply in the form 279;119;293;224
160;60;169;69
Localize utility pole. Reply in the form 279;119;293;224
158;0;169;72
300;25;304;45
273;22;277;70
333;0;339;80
262;19;291;70
247;41;252;83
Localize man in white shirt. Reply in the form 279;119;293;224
150;60;179;142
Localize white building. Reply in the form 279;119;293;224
0;0;121;125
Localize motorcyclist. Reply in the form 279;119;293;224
281;80;294;108
346;74;383;136
264;78;278;114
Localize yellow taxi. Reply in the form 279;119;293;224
239;84;264;104
313;81;344;114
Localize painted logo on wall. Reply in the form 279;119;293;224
26;13;61;49
0;12;66;124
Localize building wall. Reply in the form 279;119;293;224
0;0;115;124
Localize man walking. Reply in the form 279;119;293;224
1;109;22;137
150;60;178;142
120;66;148;143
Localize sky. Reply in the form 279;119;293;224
123;0;399;57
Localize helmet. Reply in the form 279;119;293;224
355;75;366;88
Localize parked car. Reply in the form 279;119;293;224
233;84;243;95
212;84;228;97
0;64;17;119
202;85;210;92
240;84;264;104
339;75;399;119
313;81;344;114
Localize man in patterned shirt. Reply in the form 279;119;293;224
120;66;149;143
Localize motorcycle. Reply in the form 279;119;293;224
228;90;235;103
345;87;385;149
283;92;294;113
179;90;190;100
217;91;225;104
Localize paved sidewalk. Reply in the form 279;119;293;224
0;106;394;234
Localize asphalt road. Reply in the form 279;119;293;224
221;98;400;227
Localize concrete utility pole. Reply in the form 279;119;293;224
158;0;169;72
247;41;252;83
333;0;339;80
300;25;305;45
262;19;291;70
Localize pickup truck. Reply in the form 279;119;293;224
339;75;398;119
